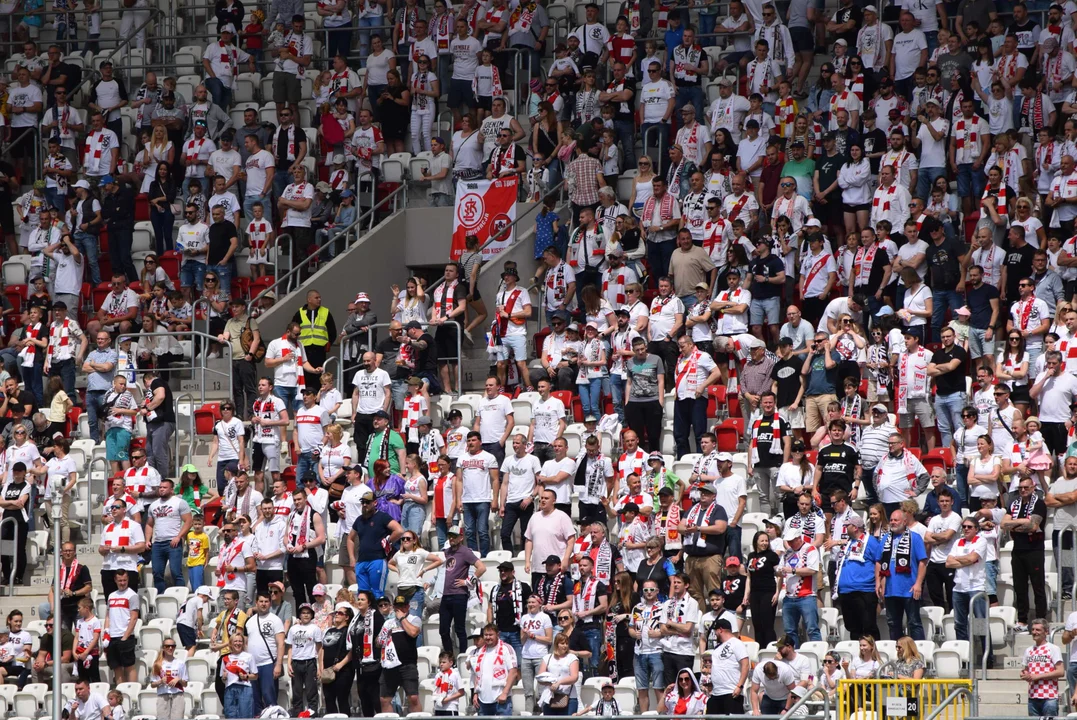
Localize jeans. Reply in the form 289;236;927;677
401;500;425;538
151;540;185;593
1028;699;1058;717
614;118;636;172
23;362;43;406
463;501;491;556
957;163;987;200
698;11;716;42
325;20;353;61
208;263;232;296
956;463;970;503
579;623;603;673
357;16;381;65
916;166;947;201
180;260;207;292
1054;529;1075;597
254;662;279;715
243;194;270;222
782;595;821;647
73;231;101;285
634;652;664;690
273;171;290;203
1068;661;1077;702
272;384;299;413
934;391;966;447
609;376;626;423
147;421;174;478
673;396;708;458
403;586;426;642
149;205;174;256
578;377;603;419
204;77;232;110
725;524;743;560
44;188;65;212
499;630;523;668
932;290;964;341
479;700;513;716
440;592;469;656
85;389;108;442
500;498;533;553
295;452;316;484
648;239;676;281
188;564;204;590
952;590;992;666
224;683;254;719
675;85;705;122
884;595;925;640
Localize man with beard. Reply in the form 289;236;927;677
812;418;861;523
868;508;928;640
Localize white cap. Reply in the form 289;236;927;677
220;23;236;33
782;527;801;542
863;4;878;12
73;179;90;190
195;585;213;597
834;38;848;46
805;218;823;228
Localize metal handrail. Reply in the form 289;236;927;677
922;686;975;720
778;679;830;720
341;320;464;397
0;516;21;593
174;392;194;477
1056;523;1077;620
88;456;111;541
117;330;233;405
971;590;991;683
246;182;409;314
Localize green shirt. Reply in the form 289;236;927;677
366;429;405;475
782;157;816;198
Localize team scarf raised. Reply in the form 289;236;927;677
983;182;1008;216
1023;92;1047;131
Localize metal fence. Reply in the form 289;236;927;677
836;679;974;720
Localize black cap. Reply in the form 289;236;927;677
345;464;364;474
373;410;391;420
497;561;515;571
51;301;67;311
714;618;733;632
544;555;562;565
11;462;25;472
614;308;630;317
822;131;837;142
779;336;793;347
621;502;640;515
301;387;317;395
405;320;423;330
376;595;391;605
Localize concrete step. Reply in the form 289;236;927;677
978;702;1033;716
984;669;1026;681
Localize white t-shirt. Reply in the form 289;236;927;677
649;295;685;341
152;657;189;695
714;473;747;524
521;611;553;658
640;80;675;124
252;395;287;445
106;587;139;635
450;36;483;80
100;519;146;570
244;150;275;198
8;83;42;128
394;548;430;588
265;337;304;388
926;511;962;563
711;637;749;694
1033;370;1077;421
294;405;330;454
477;394;513;445
892;30;928;80
177;594;205;629
540;457;577;503
531;396;566;444
916;118;949;168
659;594;700;655
500;453;541;503
285;621;323;661
351;368;391;414
950;534;988;592
281;182;315;228
252;518;286;571
215;417;245;462
222;650;255;686
752;660;797;699
147;496;191;540
457;450;499;503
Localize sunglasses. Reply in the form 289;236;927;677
163;643;176;648
558;616;571;621
361;498;374;504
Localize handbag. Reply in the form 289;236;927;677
241;319;266;361
320;668;336;684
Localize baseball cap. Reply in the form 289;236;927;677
312;583;326;596
805;218;822;228
394;595;408;606
447;524;464;536
872;404;888;413
648;451;664;464
694;281;709;290
354;292;371;303
716;452;734;462
220;23;236;33
544;555;562;565
497;561;515;571
846;514;866;528
373;409;391;420
405;320;423;330
782;527;801;542
863;4;878;12
777;635;796;648
316;181;332;193
834;38;847;46
73;179;90;190
100;175;116;186
716;76;734;86
725;556;741;567
195;585;213;597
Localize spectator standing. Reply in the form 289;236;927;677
292;290;335;390
868;508;928;641
104;569;139;683
947;516;991;666
243;593;285;715
146;478;194;593
1030;351;1077;456
1024;620;1065;717
440;525;485;655
456;431;500;556
834;513;880;640
1003;478;1049;632
474;375;514;464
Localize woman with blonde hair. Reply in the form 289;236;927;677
537;631;580;715
390;276;427;325
317;423;351;493
400;453;429;538
843;635;882;678
892;637;926;679
150;638;188;720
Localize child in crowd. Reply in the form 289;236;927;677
186;513;210;590
242;8;265;68
72;597;101;682
246;201;273;279
432;651;463;716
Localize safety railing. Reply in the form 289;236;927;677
247;181;409;313
969;590;991;683
836;679;974;720
341;320;464;397
116;330;233;405
923;686;976;720
0;516;21;593
1056;524;1077;620
779;679;830;719
174;391;195;478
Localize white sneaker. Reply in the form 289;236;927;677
207;350;220;359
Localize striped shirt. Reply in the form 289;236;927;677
858;421;895;468
740;354;776;396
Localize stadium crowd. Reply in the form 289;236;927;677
10;0;1077;714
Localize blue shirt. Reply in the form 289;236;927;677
85;348;118;391
924;490;964;517
865;531;927;598
664;28;684;61
835;539;876;594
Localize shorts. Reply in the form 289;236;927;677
816;198;844;228
898;397;934;429
448;78;474;109
844;202;871;214
17;21;40;39
866;377;889;404
380;664;420;697
272;72;302;105
476;95;493;112
435;324;460;365
1010;384;1031;405
105;427;132;462
634;652;664;689
750;297;781;325
180;260;207;290
251;441;281;474
106;635;137;669
968;327;995;360
177;622;198;649
490;333;528;362
790;26;814;52
778;405;806;430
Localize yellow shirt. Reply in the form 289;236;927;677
186;531;210;567
48;390;70;423
214;608;248;656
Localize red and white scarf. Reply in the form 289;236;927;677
83;130;106;166
897;347;930;413
955;117;979;151
433;280;459;321
853;243;879;286
473;640;511;686
983;182;1008;216
1015;294;1038;331
216;41;240;78
749;414;783;464
1024;92;1048;131
46;318;70;362
432;11;453;49
216;537;246;587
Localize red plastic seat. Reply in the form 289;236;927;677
66;407;81;435
250;276;276;300
571;396;583;423
727;395;741;420
92;282;111;310
159;251;181;284
551;390;573;412
714;418;743;452
859;378;869;397
194;403;222;434
706;385;727;418
805;450;818;465
908;448;922;460
533;327;551;360
232;277;251;301
282;465;296;492
4;286;24;315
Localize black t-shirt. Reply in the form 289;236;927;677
573;580;607;624
931;345;969;395
1008;19;1039;57
965;282;999;329
11;389;37;417
1008;495;1047;550
321;626;350;666
748;255;786;300
684;502;729;557
1004;243;1036;299
352;510;395;561
535;571;569;622
752;414;789;468
149;377;175;424
817;443;859;492
58;563;91;616
387;614;419;664
2;480;26;523
816;152;846;195
722;574;745;608
208;220;238;266
861;128;888;174
348;610;384;665
492;581;533;632
925;237;965;288
833;3;862;47
855;246;891;291
634;557;672;598
414;332;437;373
746;550;780;593
772;358;803;408
376;338;406;380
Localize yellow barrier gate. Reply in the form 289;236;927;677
837;679;973;720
